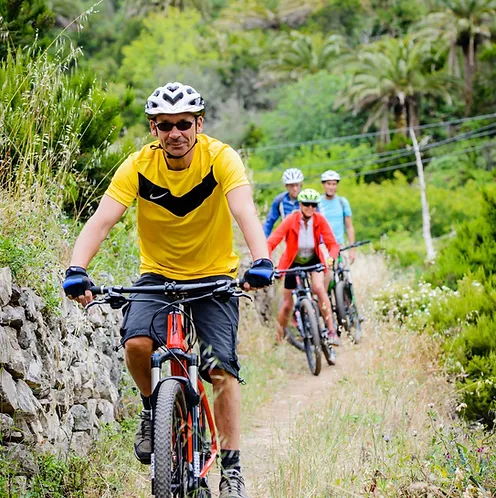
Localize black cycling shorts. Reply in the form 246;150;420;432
284;255;321;290
120;273;240;383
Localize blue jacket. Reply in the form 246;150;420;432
263;192;299;237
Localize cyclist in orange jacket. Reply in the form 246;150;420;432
267;188;340;345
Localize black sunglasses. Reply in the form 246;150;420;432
154;119;196;132
301;202;318;208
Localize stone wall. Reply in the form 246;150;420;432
0;267;123;473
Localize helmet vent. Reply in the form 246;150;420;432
163;91;184;105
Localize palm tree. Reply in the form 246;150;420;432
335;35;455;143
417;0;496;114
261;31;348;83
217;0;324;30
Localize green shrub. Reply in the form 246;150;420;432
428;276;496;334
426;187;496;289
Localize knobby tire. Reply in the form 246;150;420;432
300;298;321;376
334;281;348;334
285;312;305;351
312;301;336;366
153;379;187;498
335;281;362;344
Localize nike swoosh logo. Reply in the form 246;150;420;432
138;167;218;217
149;192;169;200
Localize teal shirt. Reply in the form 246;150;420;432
318;196;352;245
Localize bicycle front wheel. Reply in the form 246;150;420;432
285;309;306;351
300;298;322;376
153;379;188;498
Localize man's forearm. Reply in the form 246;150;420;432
69;217;112;269
346;221;356;244
237;214;270;260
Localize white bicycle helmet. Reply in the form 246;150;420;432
282;168;304;185
145;82;205;117
321;170;341;182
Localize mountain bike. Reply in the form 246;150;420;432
328;240;370;344
275;263;336;375
87;279;247;498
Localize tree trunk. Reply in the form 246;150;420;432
409;127;436;262
462;42;476;115
394;104;407;136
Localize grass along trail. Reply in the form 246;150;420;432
231;253;457;497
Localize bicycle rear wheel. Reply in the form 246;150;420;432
313;301;336;366
334;281;348;334
346;286;362;345
300;298;321;376
153;379;188;498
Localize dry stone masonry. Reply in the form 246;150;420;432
0;267;123;473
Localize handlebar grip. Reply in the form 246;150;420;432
89;285;105;295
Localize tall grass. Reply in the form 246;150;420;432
0;28;134;307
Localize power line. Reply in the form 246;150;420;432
255;130;496;187
241;112;496;153
343;142;496;178
255;141;496;187
258;122;496;177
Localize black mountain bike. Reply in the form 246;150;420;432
329;240;370;344
275;263;336;375
87;279;247;498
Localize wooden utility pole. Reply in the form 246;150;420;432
409;127;436;262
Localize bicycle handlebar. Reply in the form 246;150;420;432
340;240;371;252
274;263;325;277
89;278;241;297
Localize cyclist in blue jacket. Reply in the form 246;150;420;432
263;168;304;237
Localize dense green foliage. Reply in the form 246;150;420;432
425;189;496;426
378;188;496;426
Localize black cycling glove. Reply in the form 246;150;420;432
63;266;92;298
243;258;274;288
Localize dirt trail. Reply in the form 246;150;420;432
242;336;375;497
209;253;386;498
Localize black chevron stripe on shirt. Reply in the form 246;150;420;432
138;166;218;217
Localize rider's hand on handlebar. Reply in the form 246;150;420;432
242;258;274;290
62;266;94;306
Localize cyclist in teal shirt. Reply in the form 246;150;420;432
319;170;356;267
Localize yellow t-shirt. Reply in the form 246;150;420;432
105;134;249;280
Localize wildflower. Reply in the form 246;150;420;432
455;403;468;412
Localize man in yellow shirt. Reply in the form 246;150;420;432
63;82;273;498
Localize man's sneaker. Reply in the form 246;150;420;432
134;409;152;464
328;331;341;346
219;468;248;498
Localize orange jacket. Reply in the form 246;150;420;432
267;211;340;270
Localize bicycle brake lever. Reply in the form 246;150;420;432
233;291;253;301
84;293;129;310
84;299;108;310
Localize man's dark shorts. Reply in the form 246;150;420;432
284;255;321;289
120;273;240;383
